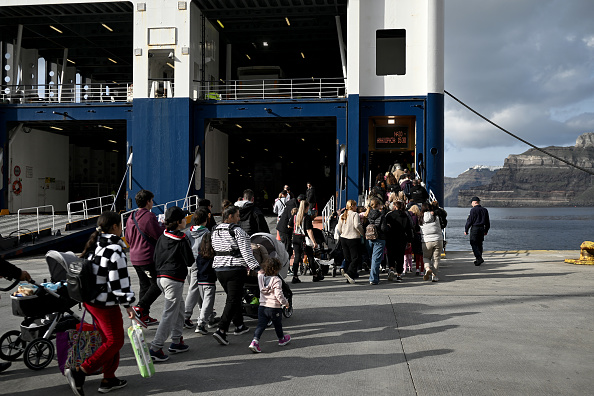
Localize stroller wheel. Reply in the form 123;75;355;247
24;338;54;370
332;267;337;277
0;330;26;361
282;306;293;318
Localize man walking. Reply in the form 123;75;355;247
306;182;317;216
464;196;490;266
234;189;270;236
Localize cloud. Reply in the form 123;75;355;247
444;0;594;159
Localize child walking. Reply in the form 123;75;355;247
184;208;220;334
248;258;291;353
149;206;195;362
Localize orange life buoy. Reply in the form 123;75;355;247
12;180;22;195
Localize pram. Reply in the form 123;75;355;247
0;251;81;370
321;211;346;277
243;233;293;319
299;228;333;277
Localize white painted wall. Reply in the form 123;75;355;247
204;126;227;213
349;0;443;97
8;126;69;212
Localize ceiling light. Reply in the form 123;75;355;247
388;119;396;124
50;25;63;34
301;52;305;58
108;58;117;64
50;126;63;131
112;150;119;152
67;59;75;64
217;20;224;28
101;23;113;32
285;123;291;128
301;138;305;141
285;17;290;26
264;148;268;151
220;78;225;83
235;124;242;128
263;41;268;47
246;138;251;142
108;140;117;144
100;125;113;130
167;62;175;69
231;161;235;164
246;54;251;60
279;156;282;159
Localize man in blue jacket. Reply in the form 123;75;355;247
464;197;490;266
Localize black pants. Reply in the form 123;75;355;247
292;237;316;276
280;232;293;257
470;226;485;262
216;268;247;332
340;237;361;278
386;239;407;274
134;263;162;316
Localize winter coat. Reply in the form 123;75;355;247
258;273;288;308
125;208;166;266
153;229;195;282
420;212;443;242
336;210;364;240
235;201;270;236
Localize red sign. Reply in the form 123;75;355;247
14;166;21;177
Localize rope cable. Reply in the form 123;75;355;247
444;90;594;176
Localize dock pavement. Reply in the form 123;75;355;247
0;248;592;396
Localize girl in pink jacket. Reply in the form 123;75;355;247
248;258;291;353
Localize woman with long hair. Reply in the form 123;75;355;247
419;202;443;282
336;199;364;284
364;197;387;285
65;211;135;396
408;204;424;276
288;200;319;283
384;201;413;282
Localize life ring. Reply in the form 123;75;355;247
12;180;22;195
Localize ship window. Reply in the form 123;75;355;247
376;29;406;76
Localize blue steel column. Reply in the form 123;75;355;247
425;93;444;204
346;94;360;203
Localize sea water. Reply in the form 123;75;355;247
443;207;594;251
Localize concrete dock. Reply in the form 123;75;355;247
0;249;592;395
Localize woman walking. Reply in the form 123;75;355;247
65;211;135;396
364;197;386;285
384;201;413;282
336;200;364;284
288;200;319;283
419;203;443;282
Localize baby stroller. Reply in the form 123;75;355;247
299;228;332;277
0;251;80;370
243;233;293;319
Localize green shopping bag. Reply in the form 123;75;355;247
128;320;155;378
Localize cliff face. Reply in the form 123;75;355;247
444;166;498;207
458;133;594;207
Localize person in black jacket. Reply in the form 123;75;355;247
235;189;270;236
149;206;194;363
306;182;317;216
464;197;490;266
409;179;429;207
276;194;306;257
0;258;31;373
385;200;413;282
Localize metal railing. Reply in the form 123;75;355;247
1;83;132;104
321;196;335;233
149;80;174;98
194;77;346;101
121;195;199;236
17;205;55;244
67;195;115;223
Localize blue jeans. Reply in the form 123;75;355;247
253;306;284;341
366;239;386;284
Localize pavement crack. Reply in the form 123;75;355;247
389;295;418;396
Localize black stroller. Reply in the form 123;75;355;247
243;233;293;319
0;251;80;370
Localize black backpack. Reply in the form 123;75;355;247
435;208;448;229
66;256;104;303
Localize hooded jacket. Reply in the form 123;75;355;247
187;225;217;284
153;229;195;282
258;273;289;308
235;200;270;236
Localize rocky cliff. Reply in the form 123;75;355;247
444;166;499;207
458;132;594;207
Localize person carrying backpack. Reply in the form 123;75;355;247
235;189;270;236
65;211;135;396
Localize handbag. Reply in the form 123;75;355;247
128;320;155;378
56;309;102;374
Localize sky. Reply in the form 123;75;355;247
444;0;594;177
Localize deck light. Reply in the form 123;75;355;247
246;138;251;142
50;126;63;131
108;58;117;64
301;52;305;58
102;23;113;32
263;42;268;47
100;125;113;130
285;17;290;26
246;54;251;60
264;148;268;151
388;119;395;124
67;59;75;64
236;124;242;128
50;25;63;34
217;20;224;28
108;140;117;144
